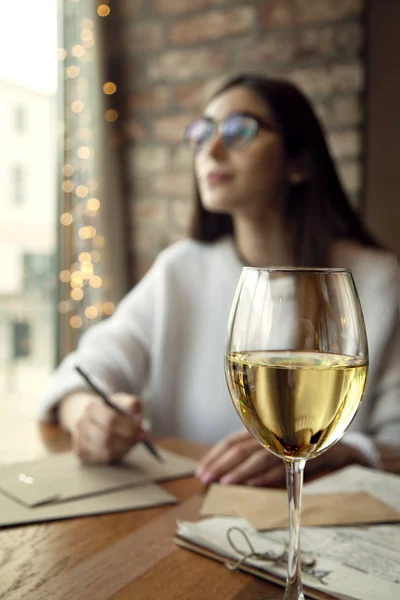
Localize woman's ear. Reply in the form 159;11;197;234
288;153;310;185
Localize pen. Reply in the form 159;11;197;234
75;365;164;463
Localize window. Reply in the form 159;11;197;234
23;253;55;297
10;164;26;206
0;0;58;420
14;104;26;133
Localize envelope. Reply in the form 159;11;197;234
0;445;197;507
200;484;400;530
0;483;177;528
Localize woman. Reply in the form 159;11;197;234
39;74;400;485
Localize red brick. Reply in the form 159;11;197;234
170;146;195;171
121;118;148;141
237;28;337;67
147;48;229;81
168;230;188;245
153;113;199;143
175;79;223;108
132;226;168;257
334;96;363;126
237;33;296;66
335;22;364;56
327;130;362;160
119;23;164;54
337;160;362;195
153;0;230;16
169;199;193;230
125;86;173;112
115;0;144;18
132;198;169;224
134;257;153;282
261;0;364;29
169;7;256;45
314;100;335;129
129;146;170;174
149;172;193;198
284;61;364;96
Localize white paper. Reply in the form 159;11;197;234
304;465;400;511
177;516;400;600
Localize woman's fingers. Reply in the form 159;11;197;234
197;430;254;472
245;463;286;487
73;394;143;464
219;448;281;485
196;430;267;484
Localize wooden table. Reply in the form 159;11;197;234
0;425;283;600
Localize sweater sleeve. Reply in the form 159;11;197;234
38;255;161;423
367;259;400;443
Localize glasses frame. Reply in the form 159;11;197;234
183;111;279;151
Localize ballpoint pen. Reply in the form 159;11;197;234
75;365;164;463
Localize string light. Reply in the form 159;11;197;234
70;271;84;288
77;146;90;159
88;179;98;192
66;66;80;78
93;235;105;248
81;19;93;29
60;213;73;226
89;276;103;289
58;301;70;314
102;302;115;315
78;252;91;263
61;180;74;193
59;270;71;283
71;44;85;58
91;250;100;263
69;316;83;329
71;100;84;113
75;184;89;198
70;289;84;301
86;198;100;211
97;4;111;17
105;109;118;123
103;82;117;95
85;306;98;319
60;1;113;335
62;164;74;177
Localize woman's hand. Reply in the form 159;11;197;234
195;429;365;487
59;391;143;464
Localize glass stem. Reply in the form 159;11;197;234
284;459;306;600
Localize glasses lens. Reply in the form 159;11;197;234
184;119;214;149
223;115;258;148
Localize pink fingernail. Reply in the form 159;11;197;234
201;472;214;485
195;465;205;477
220;476;233;484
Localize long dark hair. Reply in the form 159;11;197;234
190;74;380;266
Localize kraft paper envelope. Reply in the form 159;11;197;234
0;445;197;507
0;483;176;528
200;484;400;530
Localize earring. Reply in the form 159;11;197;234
290;173;303;185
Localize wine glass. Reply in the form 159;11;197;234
225;267;368;600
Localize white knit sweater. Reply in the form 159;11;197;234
39;237;400;445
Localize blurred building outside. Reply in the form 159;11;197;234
0;78;56;417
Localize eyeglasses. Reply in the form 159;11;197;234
183;112;277;152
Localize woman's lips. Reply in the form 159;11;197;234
206;172;234;185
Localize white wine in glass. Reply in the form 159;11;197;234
225;268;369;600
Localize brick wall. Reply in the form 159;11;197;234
108;0;366;281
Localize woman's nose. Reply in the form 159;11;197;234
204;129;227;160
